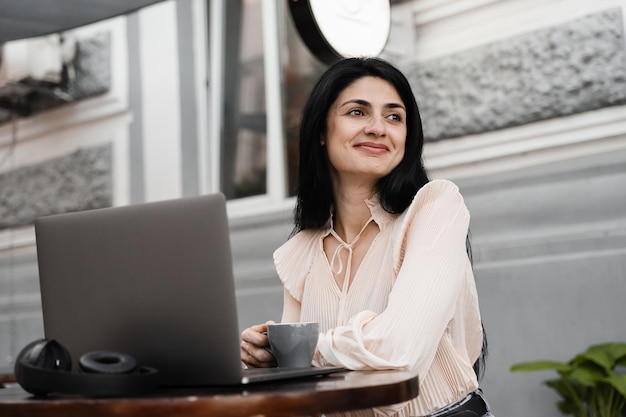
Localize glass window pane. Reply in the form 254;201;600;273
221;0;267;199
281;5;327;196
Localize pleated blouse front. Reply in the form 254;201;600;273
273;180;483;417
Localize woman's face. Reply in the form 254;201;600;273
324;76;407;187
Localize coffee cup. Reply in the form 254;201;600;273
266;322;319;368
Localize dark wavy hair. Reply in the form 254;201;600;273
293;57;429;232
292;57;487;380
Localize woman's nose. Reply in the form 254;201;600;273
364;116;386;136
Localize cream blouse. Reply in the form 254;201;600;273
273;180;483;417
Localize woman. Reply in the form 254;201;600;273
241;57;492;417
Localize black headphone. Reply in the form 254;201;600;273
14;339;159;397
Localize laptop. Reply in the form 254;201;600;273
34;193;343;386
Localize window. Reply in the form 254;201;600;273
208;0;326;205
219;0;267;199
280;2;327;196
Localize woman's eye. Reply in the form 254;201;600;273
387;113;403;122
348;109;364;116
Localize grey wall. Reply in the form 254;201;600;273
458;149;626;415
0;250;41;373
229;211;293;331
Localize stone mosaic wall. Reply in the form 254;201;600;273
0;144;112;230
406;8;626;141
66;31;112;101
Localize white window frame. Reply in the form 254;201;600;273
205;0;294;219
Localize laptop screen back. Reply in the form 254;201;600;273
35;194;243;386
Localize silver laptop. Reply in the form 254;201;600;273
35;193;342;386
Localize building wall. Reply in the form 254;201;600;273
0;1;625;416
0;1;187;372
460;148;626;415
381;0;626;414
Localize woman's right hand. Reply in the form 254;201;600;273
240;321;278;368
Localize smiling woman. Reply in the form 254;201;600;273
240;57;493;417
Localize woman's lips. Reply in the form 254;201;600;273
355;142;389;155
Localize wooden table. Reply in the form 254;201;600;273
0;370;418;417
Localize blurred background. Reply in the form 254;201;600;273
0;0;625;415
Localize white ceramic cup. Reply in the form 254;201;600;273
266;322;319;368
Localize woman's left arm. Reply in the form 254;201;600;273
317;180;470;376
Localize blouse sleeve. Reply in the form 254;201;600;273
281;288;301;323
316;180;471;376
273;230;319;302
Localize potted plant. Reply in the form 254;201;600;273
510;342;626;417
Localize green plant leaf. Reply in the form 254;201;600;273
576;343;626;372
510;360;570;373
547;378;588;414
570;365;607;387
546;378;578;401
556;400;577;416
511;342;626;416
606;374;626;399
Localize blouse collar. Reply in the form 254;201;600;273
364;196;396;228
324;195;396;233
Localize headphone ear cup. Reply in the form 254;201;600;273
14;339;72;396
16;339;72;371
15;339;45;372
79;351;137;374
